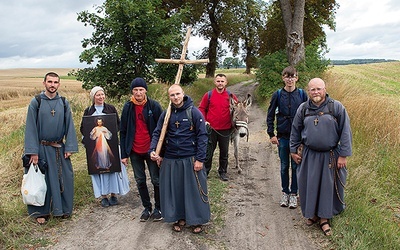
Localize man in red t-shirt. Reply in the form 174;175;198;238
198;74;237;181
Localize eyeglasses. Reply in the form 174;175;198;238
309;88;325;92
283;75;297;79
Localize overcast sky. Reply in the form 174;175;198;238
0;0;399;69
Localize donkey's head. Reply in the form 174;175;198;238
230;94;252;140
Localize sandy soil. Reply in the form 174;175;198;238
41;81;331;250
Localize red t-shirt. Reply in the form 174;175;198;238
132;105;150;154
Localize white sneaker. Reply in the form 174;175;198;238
280;193;289;207
289;194;298;209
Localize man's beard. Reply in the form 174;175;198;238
312;96;322;103
46;87;57;93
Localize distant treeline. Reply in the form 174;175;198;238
330;59;398;65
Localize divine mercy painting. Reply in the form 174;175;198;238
82;114;121;174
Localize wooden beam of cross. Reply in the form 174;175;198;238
154;27;209;155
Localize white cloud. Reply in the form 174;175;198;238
0;0;399;69
325;0;400;60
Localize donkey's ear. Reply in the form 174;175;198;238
244;94;252;107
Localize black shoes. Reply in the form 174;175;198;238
140;208;151;222
219;172;228;181
151;208;163;222
109;196;118;206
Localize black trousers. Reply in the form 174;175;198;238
205;129;231;175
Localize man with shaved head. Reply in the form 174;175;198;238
150;84;210;234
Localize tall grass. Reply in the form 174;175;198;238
324;63;400;249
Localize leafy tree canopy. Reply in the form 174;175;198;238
76;0;185;98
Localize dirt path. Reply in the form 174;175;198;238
45;81;329;250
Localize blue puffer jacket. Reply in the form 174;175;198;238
266;88;307;139
150;96;208;162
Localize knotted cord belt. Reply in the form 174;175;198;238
193;157;209;203
329;150;346;205
41;140;64;193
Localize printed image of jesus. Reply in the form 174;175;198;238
90;117;114;169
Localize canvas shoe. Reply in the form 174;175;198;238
289;194;298;209
151;208;163;222
280;193;289;207
140;208;151;222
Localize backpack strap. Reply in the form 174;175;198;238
35;94;67;118
302;99;336;121
299;88;306;101
185;105;194;131
207;89;231;112
277;89;282;108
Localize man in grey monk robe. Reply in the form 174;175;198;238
24;72;78;224
150;84;210;234
290;78;352;236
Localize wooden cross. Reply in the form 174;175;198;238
154;26;209;155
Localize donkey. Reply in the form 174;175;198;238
230;93;252;174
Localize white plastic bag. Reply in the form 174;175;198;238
21;163;47;206
118;163;130;196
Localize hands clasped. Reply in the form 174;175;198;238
150;151;163;166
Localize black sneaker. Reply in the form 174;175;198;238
151;208;163;222
219;172;228;181
140;208;151;222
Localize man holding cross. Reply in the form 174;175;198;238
149;84;210;234
120;77;164;222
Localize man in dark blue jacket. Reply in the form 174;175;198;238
150;84;210;234
266;66;307;209
120;77;163;222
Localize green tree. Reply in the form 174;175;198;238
223;57;234;69
184;0;244;78
231;57;243;68
76;0;183;98
256;38;330;98
236;0;266;74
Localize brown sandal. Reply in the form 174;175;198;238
172;220;186;232
306;216;319;226
191;225;203;234
319;221;332;236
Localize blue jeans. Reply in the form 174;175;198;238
129;151;160;210
278;138;298;195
